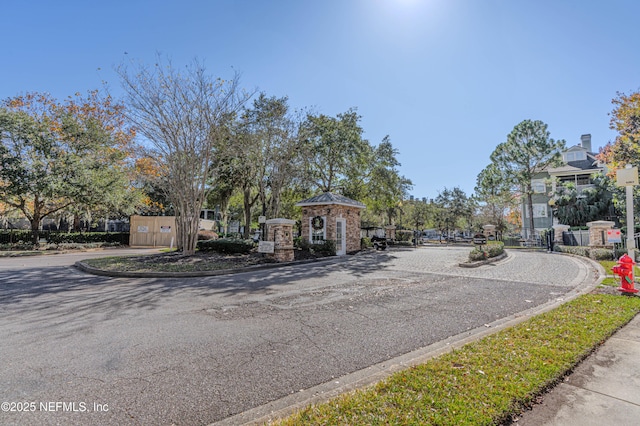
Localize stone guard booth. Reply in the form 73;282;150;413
296;192;366;256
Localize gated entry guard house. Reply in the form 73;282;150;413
296;192;366;256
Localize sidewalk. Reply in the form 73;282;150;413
515;312;640;425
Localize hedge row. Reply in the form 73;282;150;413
0;231;129;245
553;244;618;260
0;231;36;244
47;232;129;245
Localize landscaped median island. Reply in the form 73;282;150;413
80;237;336;274
274;293;640;426
468;241;505;262
81;252;278;273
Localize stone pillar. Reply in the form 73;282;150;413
552;224;570;243
385;225;396;241
587;220;615;247
266;218;296;262
483;224;496;240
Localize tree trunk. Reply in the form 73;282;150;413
527;192;536;240
73;214;81;232
175;209;200;256
29;197;44;245
30;218;40;246
243;187;253;239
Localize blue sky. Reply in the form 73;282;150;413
2;0;638;200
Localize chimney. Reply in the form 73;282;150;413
580;134;592;152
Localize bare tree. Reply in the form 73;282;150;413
118;57;250;254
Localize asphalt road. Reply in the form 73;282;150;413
0;247;599;425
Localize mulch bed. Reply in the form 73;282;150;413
131;249;326;269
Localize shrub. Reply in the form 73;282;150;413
554;245;590;257
469;241;504;262
395;231;412;242
0;231;36;244
614;247;629;260
487;241;504;257
56;242;103;250
197;230;219;241
222;232;243;240
0;242;37;251
361;237;372;249
590;248;615;261
196;238;254;254
46;232;129;245
294;237;313;251
0;232;130;251
554;245;615;261
313;239;336;256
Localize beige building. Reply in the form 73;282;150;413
129;215;177;247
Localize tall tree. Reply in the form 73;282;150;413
207;136;243;234
0;91;139;242
598;90;640;170
596;90;640;230
433;187;474;237
407;198;432;232
474;163;517;235
300;108;370;194
118;57;250;254
491;120;565;238
365;136;412;225
230;93;303;237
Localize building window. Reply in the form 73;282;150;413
564;151;586;162
576;175;591;185
531;179;546;193
524;204;548;218
533;204;548;218
310;216;326;243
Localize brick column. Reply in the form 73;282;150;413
552;224;570;243
266;218;296;262
587;220;615;248
385;225;396;241
483;224;496;239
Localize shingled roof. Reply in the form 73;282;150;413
296;192;366;209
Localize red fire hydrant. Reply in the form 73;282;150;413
612;254;638;294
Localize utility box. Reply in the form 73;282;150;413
129;215;177;247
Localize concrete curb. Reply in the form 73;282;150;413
458;251;509;268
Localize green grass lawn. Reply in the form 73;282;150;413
275;294;640;426
598;259;640;287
